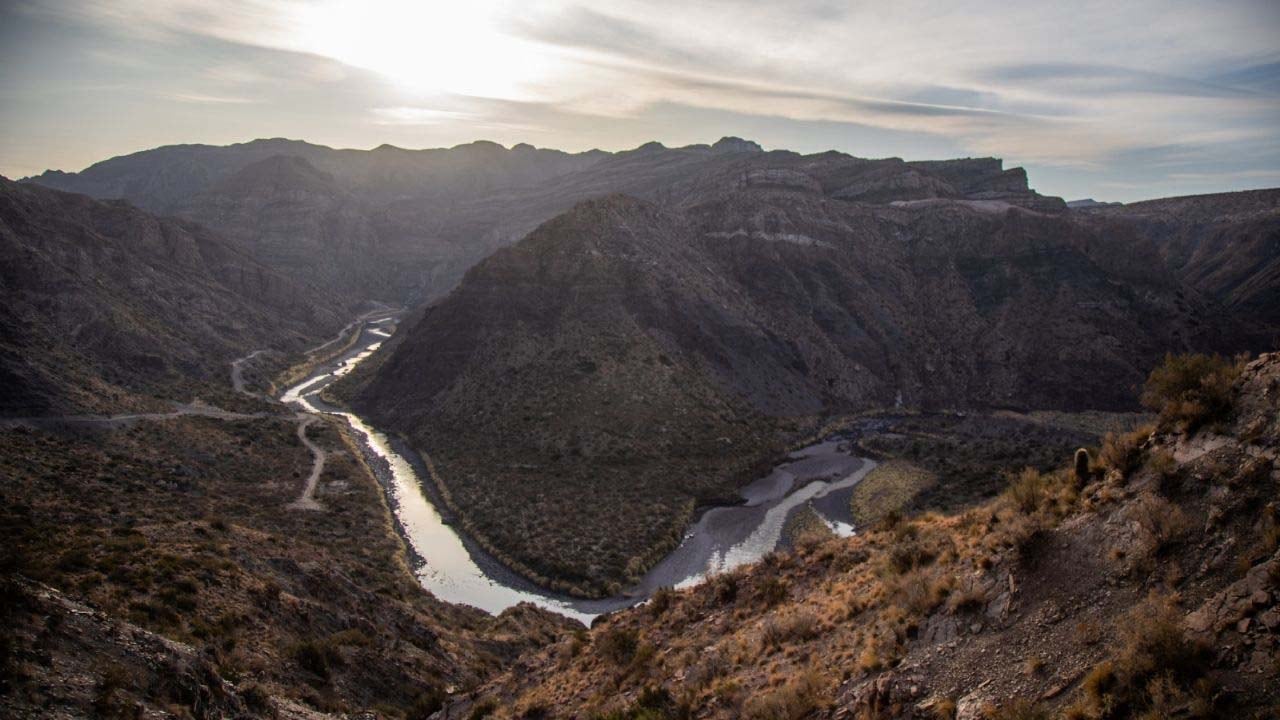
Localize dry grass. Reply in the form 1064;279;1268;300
742;668;826;720
849;460;936;527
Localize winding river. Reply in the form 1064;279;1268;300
281;313;876;622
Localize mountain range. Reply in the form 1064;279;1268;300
4;135;1279;718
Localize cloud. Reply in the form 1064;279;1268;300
168;92;254;104
371;107;474;125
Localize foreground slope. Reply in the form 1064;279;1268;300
452;353;1280;719
0;178;346;416
0;413;574;718
348;185;1255;596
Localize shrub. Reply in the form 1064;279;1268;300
1099;426;1152;476
1128;493;1190;558
760;610;820;648
597;626;640;665
291;639;341;680
1141;353;1243;431
1005;468;1050;514
759;577;789;607
742;668;825;720
1073;595;1211;718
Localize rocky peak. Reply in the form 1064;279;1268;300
711;136;764;154
209;154;337;198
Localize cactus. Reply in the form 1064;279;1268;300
1074;447;1091;485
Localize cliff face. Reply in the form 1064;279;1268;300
349;185;1254;594
0;178;347;415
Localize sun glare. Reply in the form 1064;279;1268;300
292;0;551;98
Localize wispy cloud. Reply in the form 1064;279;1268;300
168;92;254;104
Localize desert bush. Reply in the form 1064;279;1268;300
1128;493;1190;558
648;586;675;617
760;610;820;648
1005;468;1050;514
597;626;640;665
710;572;739;604
759;577;789;607
1072;595;1211;718
1099;426;1152;476
742;668;825;720
1141;353;1243;431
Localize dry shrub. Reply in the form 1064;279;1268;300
1070;594;1212;718
946;575;989;614
1005;468;1050;514
758;577;789;607
1141;353;1244;432
1099;426;1153;476
742;668;826;720
1128;493;1190;558
596;626;639;666
889;568;948;616
648;586;675;617
760;610;819;649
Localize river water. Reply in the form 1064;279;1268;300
281;314;875;622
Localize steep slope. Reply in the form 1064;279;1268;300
0;178;347;416
175;155;387;298
348;188;1253;596
351;196;788;596
0;411;575;718
453;353;1280;719
1084;189;1280;336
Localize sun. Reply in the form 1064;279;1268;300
292;0;553;99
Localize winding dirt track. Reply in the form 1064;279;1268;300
287;414;326;510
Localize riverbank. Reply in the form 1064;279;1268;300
276;312;880;621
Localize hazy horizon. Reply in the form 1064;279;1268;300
3;0;1278;202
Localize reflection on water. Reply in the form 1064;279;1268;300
281;315;873;621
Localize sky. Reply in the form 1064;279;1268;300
1;0;1278;201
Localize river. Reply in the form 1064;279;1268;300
281;313;876;623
